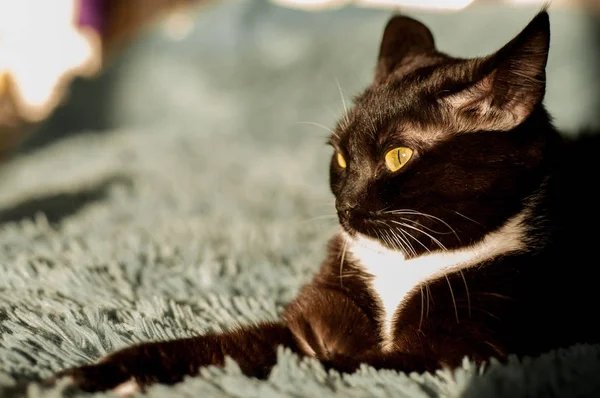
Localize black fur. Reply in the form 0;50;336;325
55;9;600;392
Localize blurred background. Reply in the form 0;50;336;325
1;1;599;389
0;2;599;390
0;0;599;166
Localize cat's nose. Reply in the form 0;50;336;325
336;201;356;219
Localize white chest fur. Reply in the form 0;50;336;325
346;212;527;350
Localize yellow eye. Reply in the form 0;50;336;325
385;147;413;172
336;152;347;169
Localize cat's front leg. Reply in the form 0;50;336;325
55;321;300;393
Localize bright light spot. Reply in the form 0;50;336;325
503;0;547;4
0;0;101;122
272;0;476;11
163;11;195;41
358;0;475;10
271;0;349;10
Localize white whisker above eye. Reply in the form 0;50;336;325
295;121;340;139
335;76;351;129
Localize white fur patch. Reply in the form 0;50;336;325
346;211;526;350
113;379;141;396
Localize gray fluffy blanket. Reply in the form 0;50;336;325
1;1;599;396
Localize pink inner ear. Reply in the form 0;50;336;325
443;69;537;133
375;15;437;83
445;70;497;115
437;10;549;133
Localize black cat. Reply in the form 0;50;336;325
56;9;600;393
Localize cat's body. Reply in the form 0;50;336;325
57;9;600;393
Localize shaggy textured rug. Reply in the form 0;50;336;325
1;1;600;397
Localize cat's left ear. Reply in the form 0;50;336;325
375;15;437;83
445;10;550;131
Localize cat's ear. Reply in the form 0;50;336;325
375;15;437;82
445;11;550;131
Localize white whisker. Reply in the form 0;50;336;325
398;217;455;235
425;283;432;318
453;210;484;227
375;219;411;256
384;209;460;241
445;275;459;324
295;121;339;139
339;236;349;288
365;110;377;140
335;76;351;129
389;220;448;251
397;227;430;253
394;227;418;257
459;269;471;318
419;285;425;331
397;229;418;257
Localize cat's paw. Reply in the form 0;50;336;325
55;362;141;394
112;379;142;396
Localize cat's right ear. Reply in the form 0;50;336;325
444;10;550;131
375;15;437;83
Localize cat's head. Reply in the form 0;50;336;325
329;10;558;256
